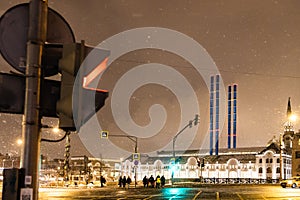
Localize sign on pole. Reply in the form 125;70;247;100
101;131;109;138
132;153;140;160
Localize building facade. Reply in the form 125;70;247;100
121;141;292;182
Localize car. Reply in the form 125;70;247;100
280;176;300;188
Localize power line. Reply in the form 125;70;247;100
115;58;300;79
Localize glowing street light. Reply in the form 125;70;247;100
289;114;297;122
52;127;60;134
16;138;23;167
16;139;23;146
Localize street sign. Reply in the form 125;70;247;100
133;153;140;160
0;3;75;76
101;131;109;138
134;160;139;166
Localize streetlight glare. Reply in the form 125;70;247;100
289;114;297;122
52;127;60;134
16;139;23;145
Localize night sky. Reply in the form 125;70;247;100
0;0;300;159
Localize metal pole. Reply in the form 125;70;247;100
64;131;71;185
280;133;283;180
172;137;176;159
22;0;47;199
134;137;137;188
106;135;138;187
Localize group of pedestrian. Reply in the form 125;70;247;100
143;175;165;188
118;175;132;188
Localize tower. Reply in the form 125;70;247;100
284;97;300;177
283;97;294;155
209;76;214;155
209;74;220;155
227;84;238;149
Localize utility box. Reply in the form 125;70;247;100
2;168;25;200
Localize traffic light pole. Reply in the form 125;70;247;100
105;135;138;187
172;115;199;160
172;114;199;185
21;0;47;199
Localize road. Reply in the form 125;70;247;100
1;184;300;199
36;185;300;200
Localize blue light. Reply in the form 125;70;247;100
163;188;190;196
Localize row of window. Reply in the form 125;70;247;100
258;158;280;164
258;158;291;164
258;167;280;174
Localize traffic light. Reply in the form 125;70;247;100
56;41;110;130
194;114;199;126
197;158;205;167
189;120;193;128
175;156;182;164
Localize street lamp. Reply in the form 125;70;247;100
52;127;60;134
16;139;23;167
16;139;23;146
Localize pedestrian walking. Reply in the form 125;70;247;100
100;176;106;187
160;175;166;188
156;175;161;188
118;176;123;187
143;175;149;187
126;176;132;188
122;176;127;188
149;175;155;188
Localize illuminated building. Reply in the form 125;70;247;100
121;139;291;182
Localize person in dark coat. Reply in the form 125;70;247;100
122;176;127;188
149;175;155;188
100;176;106;187
118;176;123;187
142;175;149;187
126;176;132;188
160;175;166;188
